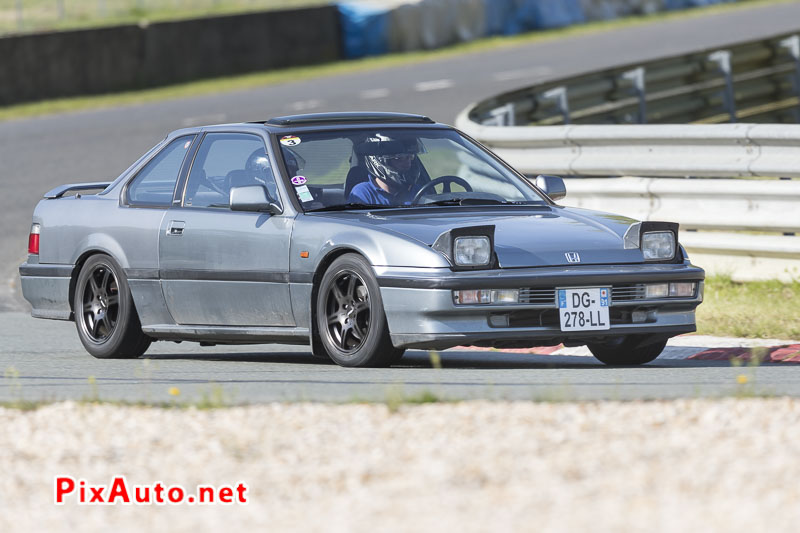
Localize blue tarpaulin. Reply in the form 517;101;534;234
338;3;390;59
664;0;736;9
339;0;742;59
485;0;520;35
517;0;585;30
486;0;584;35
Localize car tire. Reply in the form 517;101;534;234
73;254;151;359
316;254;403;367
587;335;667;366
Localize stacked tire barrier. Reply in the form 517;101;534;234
0;6;341;106
338;0;742;58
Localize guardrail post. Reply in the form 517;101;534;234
484;103;516;126
620;67;647;124
542;86;571;125
708;50;737;123
779;35;800;122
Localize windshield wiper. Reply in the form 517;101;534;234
421;198;506;207
305;203;401;212
420;198;547;207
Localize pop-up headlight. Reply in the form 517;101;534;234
454;237;491;266
642;231;676;260
432;225;496;270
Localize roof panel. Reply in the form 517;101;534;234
261;112;436;127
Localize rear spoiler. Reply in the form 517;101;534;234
43;182;112;199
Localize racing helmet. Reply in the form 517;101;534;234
245;148;273;185
360;134;421;191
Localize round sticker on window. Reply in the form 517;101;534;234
183;140;192;149
280;135;301;147
291;175;307;185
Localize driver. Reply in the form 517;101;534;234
348;134;422;205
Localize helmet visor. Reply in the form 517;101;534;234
377;153;414;170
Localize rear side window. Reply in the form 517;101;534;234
127;135;195;206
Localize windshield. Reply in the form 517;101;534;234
275;128;546;211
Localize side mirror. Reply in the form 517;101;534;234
535;175;566;201
229;185;282;215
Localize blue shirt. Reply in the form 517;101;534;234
348;176;413;206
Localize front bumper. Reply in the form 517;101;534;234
377;263;704;350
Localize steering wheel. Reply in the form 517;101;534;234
411;175;472;204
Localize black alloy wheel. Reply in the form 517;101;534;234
325;270;371;353
317;254;404;367
74;254;151;359
80;264;120;343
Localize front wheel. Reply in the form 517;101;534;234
74;254;151;359
587;335;667;366
316;254;404;367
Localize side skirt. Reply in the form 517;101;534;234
141;324;311;345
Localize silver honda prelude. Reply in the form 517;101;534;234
19;112;704;367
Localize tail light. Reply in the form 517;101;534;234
28;224;40;255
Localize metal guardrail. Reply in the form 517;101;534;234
561;177;800;282
456;28;800;280
453;122;800;178
561;177;800;234
466;31;800;126
453;121;800;281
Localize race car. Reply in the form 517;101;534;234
19;112;704;367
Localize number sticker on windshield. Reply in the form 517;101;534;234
280;135;301;147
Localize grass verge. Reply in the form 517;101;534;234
1;0;330;35
0;0;793;122
697;275;800;339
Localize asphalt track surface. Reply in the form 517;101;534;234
2;2;800;402
3;312;799;403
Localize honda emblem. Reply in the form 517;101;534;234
565;252;581;263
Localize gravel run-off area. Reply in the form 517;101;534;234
2;398;799;532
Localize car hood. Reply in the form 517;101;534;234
312;206;644;267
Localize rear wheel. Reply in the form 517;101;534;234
588;335;667;366
74;254;151;359
316;254;404;367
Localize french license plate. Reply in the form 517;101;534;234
558;288;610;331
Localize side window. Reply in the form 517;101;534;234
183;133;279;208
127;135;195;206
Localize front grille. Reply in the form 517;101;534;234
517;284;647;306
518;288;557;305
610;284;647;302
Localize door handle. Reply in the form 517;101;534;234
166;221;185;236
